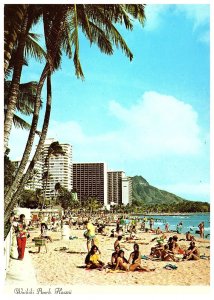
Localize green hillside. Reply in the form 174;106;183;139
132;175;186;205
131;175;210;212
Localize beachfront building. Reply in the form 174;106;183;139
122;176;132;206
107;171;125;206
72;162;108;206
13;160;43;191
42;138;73;200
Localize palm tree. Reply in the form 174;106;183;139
4;4;146;237
4;80;41;132
4;4;43;153
86;197;101;215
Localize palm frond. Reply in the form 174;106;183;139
12;114;31;130
24;33;46;62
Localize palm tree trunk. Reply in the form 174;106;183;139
4;5;28;74
4;63;49;210
42;161;50;210
4;73;52;236
4;12;29;153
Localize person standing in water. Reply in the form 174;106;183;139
198;221;205;239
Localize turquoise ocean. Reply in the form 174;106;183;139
134;213;210;239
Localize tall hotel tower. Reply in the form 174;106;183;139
42;138;72;200
122;176;132;206
72;163;108;206
107;171;125;206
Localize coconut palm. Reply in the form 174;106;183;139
4;4;146;237
4;4;44;153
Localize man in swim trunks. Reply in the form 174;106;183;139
86;218;96;252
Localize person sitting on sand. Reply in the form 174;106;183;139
150;241;164;258
183;241;200;261
85;245;105;269
110;244;120;268
161;244;178;262
186;231;195;241
171;235;180;254
128;243;155;272
114;235;123;250
115;249;129;271
168;237;173;251
156;227;162;235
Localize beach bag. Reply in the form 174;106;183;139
34;237;46;247
84;230;89;238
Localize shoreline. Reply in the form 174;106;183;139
130;212;210;216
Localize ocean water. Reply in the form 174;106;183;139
135;213;210;239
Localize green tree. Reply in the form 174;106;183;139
57;186;73;210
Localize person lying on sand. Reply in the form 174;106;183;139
183;241;200;260
128;243;155;272
85;245;105;270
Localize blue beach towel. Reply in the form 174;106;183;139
163;264;178;270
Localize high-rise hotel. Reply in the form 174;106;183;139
72;163;108;206
107;171;125;206
42;138;72;199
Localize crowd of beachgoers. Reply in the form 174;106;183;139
9;211;210;285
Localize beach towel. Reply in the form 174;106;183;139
163;264;178;270
141;255;150;260
200;255;209;260
69;236;78;240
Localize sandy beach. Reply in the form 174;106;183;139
27;225;210;286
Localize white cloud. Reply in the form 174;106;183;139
175;4;209;30
8;91;204;163
108;91;202;157
144;4;210;44
144;5;170;31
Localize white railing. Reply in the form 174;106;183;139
4;227;13;279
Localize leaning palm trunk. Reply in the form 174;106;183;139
4;63;49;210
4;13;29;153
4;73;52;238
42;165;50;210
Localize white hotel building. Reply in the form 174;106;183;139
42;138;72;200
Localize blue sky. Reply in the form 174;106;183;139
8;4;210;202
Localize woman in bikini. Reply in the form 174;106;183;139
115;250;129;271
129;243;155;272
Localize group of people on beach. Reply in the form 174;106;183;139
149;234;200;262
10;210;205;272
85;243;155;272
